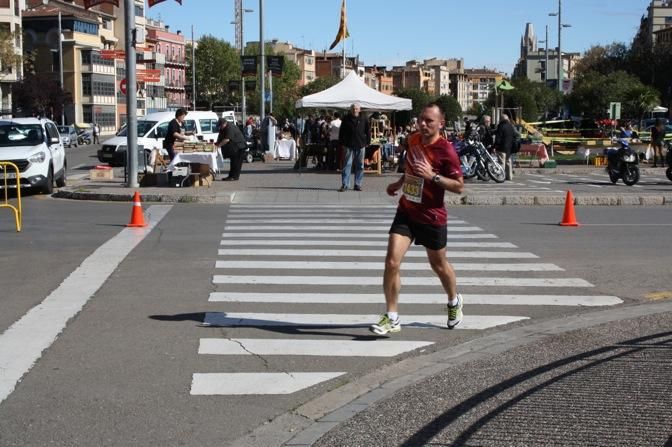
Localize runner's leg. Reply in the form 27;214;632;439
426;247;458;299
383;233;412;313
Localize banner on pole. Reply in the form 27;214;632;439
148;0;182;7
266;56;284;78
241;56;258;77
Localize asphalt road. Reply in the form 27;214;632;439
0;199;670;446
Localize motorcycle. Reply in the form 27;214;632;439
606;139;640;186
77;129;92;145
458;131;506;183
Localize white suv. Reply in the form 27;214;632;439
0;118;67;194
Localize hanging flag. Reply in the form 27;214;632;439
328;0;350;51
148;0;182;7
241;56;258;77
266;56;284;78
84;0;119;8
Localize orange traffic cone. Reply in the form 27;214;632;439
127;191;147;228
559;191;579;226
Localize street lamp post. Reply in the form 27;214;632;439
232;3;253;125
57;10;64;125
259;0;265;122
549;0;571;94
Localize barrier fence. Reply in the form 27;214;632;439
0;162;22;232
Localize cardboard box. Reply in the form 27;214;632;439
90;168;114;180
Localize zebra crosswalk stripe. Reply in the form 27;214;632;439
220;232;495;238
191;372;346;396
218;249;538;258
214;260;563;272
219;240;516;248
212;275;593;287
208;293;623;306
225;219;468;224
198;338;435;357
202;312;529;330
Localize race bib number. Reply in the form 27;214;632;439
402;174;424;203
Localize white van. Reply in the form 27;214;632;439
97;111;220;166
221;111;238;126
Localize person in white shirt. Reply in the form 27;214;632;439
327;112;342;171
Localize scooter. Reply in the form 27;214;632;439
77;130;92;145
606;139;640;186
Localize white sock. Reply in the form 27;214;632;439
387;312;399;321
448;297;458;307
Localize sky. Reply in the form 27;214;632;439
146;0;652;75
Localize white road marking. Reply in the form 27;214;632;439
214;260;563;272
219;240;516;248
190;372;345;395
208;293;622;306
224;226;483;232
218;248;538;258
220;230;490;238
198;338;435;357
528;180;552;184
225;219;467;224
227;214;397;219
212;275;593;287
203;312;529;330
0;205;173;404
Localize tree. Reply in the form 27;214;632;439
0;30;21;76
300;76;340;96
12;73;71;118
574;43;629;77
394;87;430;126
433;94;462;122
188;35;240;110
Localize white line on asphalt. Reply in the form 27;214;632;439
202;312;529;330
191;372;345;395
218;249;538;258
222;227;486;234
220;232;495;239
225;219;468;224
219;240;516;248
214;260;562;271
0;205;173;404
578;223;672;226
226;214;397;219
208;293;622;306
224;225;472;231
198;338;435;357
230;204;397;209
212;275;593;287
528;180;552;184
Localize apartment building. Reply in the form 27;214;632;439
0;0;23;117
23;0;118;131
145;18;186;111
635;0;672;45
391;60;435;95
259;40;317;86
365;66;393;95
464;67;503;111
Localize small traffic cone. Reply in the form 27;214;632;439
559;191;579;226
127;191;147;228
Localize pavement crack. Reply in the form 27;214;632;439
231;338;270;370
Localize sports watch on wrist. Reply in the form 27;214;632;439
432;174;441;183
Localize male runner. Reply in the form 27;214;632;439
371;103;465;335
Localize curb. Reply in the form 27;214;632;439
52;188;672;206
229;300;672;447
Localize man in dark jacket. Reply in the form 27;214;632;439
338;103;371;191
495;113;515;180
216;118;247;181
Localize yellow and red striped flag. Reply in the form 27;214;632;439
328;0;350;50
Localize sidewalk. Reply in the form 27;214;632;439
235;300;672;446
56;161;672;206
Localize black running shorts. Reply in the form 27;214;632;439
389;210;447;250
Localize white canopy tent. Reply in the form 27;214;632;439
295;71;412;111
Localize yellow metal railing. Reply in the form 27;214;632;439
0;162;22;232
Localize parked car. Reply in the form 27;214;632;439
0;117;67;194
57;125;78;148
98;111;220;166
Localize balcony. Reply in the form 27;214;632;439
165;80;186;90
164;55;187;66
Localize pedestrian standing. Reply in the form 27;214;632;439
327;112;342;171
477;115;494;148
370;103;465;335
163;108;189;160
651;119;666;167
92;122;100;144
495;112;515;180
216;118;247;181
338;103;370;191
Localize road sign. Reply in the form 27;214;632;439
609;102;621;120
101;49;125;60
137;69;161;83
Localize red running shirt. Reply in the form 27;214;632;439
398;132;462;225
